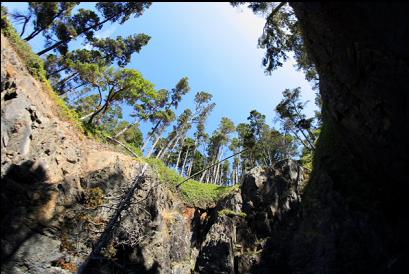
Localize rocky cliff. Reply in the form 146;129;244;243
5;4;406;272
286;3;409;274
1;33;307;274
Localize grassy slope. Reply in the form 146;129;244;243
145;158;237;207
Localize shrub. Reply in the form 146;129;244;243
218;209;247;218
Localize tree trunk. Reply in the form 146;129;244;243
36;16;115;56
114;118;142;139
86;106;104;125
207;148;218;183
146;127;166;158
80;112;94;121
235;165;239;185
60;82;87;97
95;101;111;126
19;16;30;37
199;169;207;183
156;133;178;159
56;72;79;89
165;135;182;162
24;28;42;41
48;66;69;77
142;120;161;151
175;143;183;170
213;150;223;184
180;146;190;175
231;166;236;186
187;139;199;177
175;137;187;170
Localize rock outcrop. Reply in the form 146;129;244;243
194;160;306;274
1;33;308;274
286;3;409;274
0;33;195;274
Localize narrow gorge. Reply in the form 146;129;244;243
1;2;408;274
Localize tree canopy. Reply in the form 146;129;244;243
1;2;321;187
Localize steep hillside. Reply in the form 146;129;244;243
1;32;308;274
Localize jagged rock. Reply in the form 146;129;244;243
195;215;236;274
194;161;305;274
241;160;304;232
2;234;66;274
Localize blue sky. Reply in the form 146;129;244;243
4;2;317;139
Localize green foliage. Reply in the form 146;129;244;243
96;2;152;24
144;157;235;207
171;77;191;109
301;148;313;171
300;128;320;171
232;2;318;87
236;110;297;171
23;3;78;41
1;13;47;81
218;209;247;218
115;122;144;148
86;67;156;125
276;87;317;151
91;33;151;67
25;2;152;56
46;33;151;95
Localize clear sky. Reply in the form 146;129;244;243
4;2;317;138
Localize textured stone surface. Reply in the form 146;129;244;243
194;161;306;274
287;3;409;274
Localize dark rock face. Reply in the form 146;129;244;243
242;161;304;229
286;3;409;274
195;215;236;274
194;160;306;274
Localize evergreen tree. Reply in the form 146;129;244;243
36;2;152;56
13;2;79;41
275;87;317;151
142;77;190;152
46;33;150;95
84;68;156;126
231;2;318;87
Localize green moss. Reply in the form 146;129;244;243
218;209;247;218
144;157;237;207
85;187;105;208
126;143;143;157
1;14;47;81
